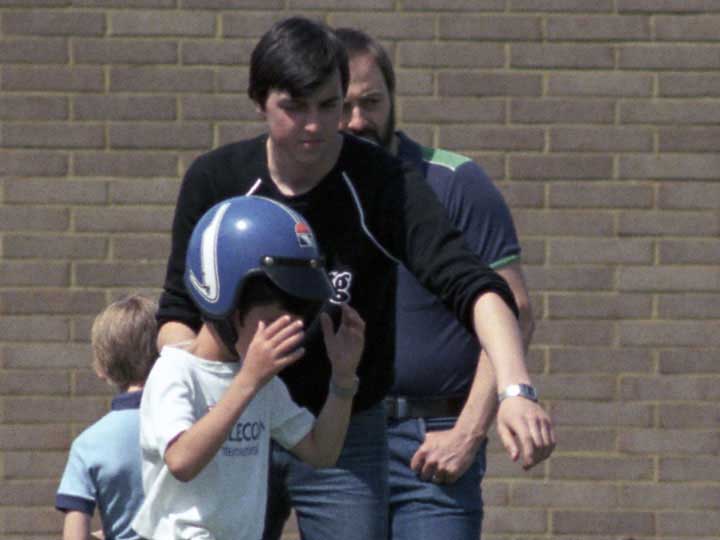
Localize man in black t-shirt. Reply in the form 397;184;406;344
157;17;554;540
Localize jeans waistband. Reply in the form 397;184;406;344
385;396;465;420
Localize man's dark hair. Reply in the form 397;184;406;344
248;17;349;108
334;27;396;98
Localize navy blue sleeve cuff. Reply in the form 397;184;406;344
56;493;95;515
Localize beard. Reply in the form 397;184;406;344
351;103;395;151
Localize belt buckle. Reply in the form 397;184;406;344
395;397;409;419
386;396;410;420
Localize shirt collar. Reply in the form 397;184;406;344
111;390;142;411
395;131;423;165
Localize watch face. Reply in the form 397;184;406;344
501;384;538;402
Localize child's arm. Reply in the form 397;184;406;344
164;316;305;482
62;511;91;540
291;304;364;467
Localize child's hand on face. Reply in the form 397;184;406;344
241;315;305;388
321;304;365;382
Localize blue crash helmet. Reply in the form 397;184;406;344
184;195;333;323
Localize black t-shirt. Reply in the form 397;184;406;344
158;133;516;414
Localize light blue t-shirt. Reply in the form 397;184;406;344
56;391;144;540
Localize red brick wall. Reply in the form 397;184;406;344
1;2;718;539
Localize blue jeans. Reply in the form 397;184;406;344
388;416;487;540
263;403;389;540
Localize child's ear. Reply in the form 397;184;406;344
93;364;118;390
93;362;107;381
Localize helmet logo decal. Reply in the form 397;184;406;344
295;222;315;248
329;270;352;304
188;201;231;304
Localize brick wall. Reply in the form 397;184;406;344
1;2;718;539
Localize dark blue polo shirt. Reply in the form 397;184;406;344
392;132;521;398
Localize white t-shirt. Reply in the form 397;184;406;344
132;346;315;540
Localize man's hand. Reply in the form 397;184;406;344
496;397;555;469
410;428;484;484
321;303;365;383
241;315;305;388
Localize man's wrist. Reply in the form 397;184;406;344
498;383;538;403
453;423;488;450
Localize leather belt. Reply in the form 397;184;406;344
385;396;465;420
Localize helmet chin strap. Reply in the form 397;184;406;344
209;319;240;359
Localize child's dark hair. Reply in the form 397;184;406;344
236;275;321;324
248;16;349;108
208;275;324;357
91;295;158;391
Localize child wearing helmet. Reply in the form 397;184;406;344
132;196;364;540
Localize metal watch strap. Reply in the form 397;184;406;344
498;383;538;403
329;375;359;399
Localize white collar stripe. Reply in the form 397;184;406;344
341;172;400;265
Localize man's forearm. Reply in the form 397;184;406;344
495;262;535;353
453;350;498;445
471;292;531;390
472;292;555;470
408;349;497;484
456;263;534;443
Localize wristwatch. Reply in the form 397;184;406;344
329;375;360;399
498;383;538;403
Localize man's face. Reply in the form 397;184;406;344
261;70;344;167
341;53;394;150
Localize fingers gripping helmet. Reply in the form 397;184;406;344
184;195;333;353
